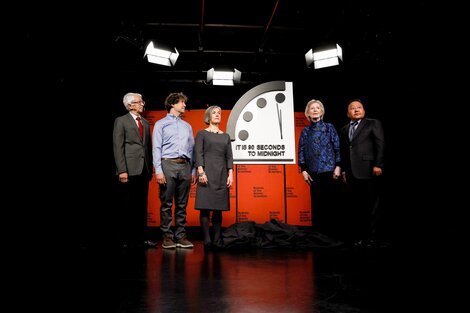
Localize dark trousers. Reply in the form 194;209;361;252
346;176;382;242
159;160;191;240
116;170;150;245
309;171;343;238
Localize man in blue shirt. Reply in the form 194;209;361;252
153;92;196;249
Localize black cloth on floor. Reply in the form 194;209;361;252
219;219;343;249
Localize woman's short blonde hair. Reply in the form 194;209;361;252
304;99;325;121
203;105;222;125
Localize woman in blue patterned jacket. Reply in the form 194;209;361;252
298;99;341;237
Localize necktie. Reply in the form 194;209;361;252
349;121;358;141
136;116;143;139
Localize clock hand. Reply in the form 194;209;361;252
276;102;283;139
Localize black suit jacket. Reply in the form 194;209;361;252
340;118;385;179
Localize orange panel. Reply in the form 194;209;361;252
146;109;237;227
236;164;286;223
145;110;311;227
286;113;312;226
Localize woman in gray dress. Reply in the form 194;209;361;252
194;106;234;249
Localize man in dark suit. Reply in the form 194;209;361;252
113;92;156;249
340;99;385;248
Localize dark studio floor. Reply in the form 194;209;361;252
59;228;460;313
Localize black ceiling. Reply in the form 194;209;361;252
110;0;392;82
26;0;430;113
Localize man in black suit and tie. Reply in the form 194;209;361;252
113;92;156;249
340;99;385;248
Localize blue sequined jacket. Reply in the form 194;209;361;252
298;120;341;174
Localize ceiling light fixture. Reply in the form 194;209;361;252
207;67;241;86
305;43;343;69
144;40;179;67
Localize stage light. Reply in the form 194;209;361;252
305;43;343;69
144;40;179;66
207;67;241;86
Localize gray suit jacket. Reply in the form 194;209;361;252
113;113;153;177
340;118;385;179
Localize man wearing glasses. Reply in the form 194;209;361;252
113;92;156;249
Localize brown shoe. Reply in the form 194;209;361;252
176;236;193;248
162;237;176;249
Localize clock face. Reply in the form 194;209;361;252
227;81;296;164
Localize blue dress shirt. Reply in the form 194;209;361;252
152;114;195;174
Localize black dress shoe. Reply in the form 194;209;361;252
203;241;212;251
353;240;365;248
366;239;390;248
144;240;158;248
211;241;224;251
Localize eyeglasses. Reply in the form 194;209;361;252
131;100;145;105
